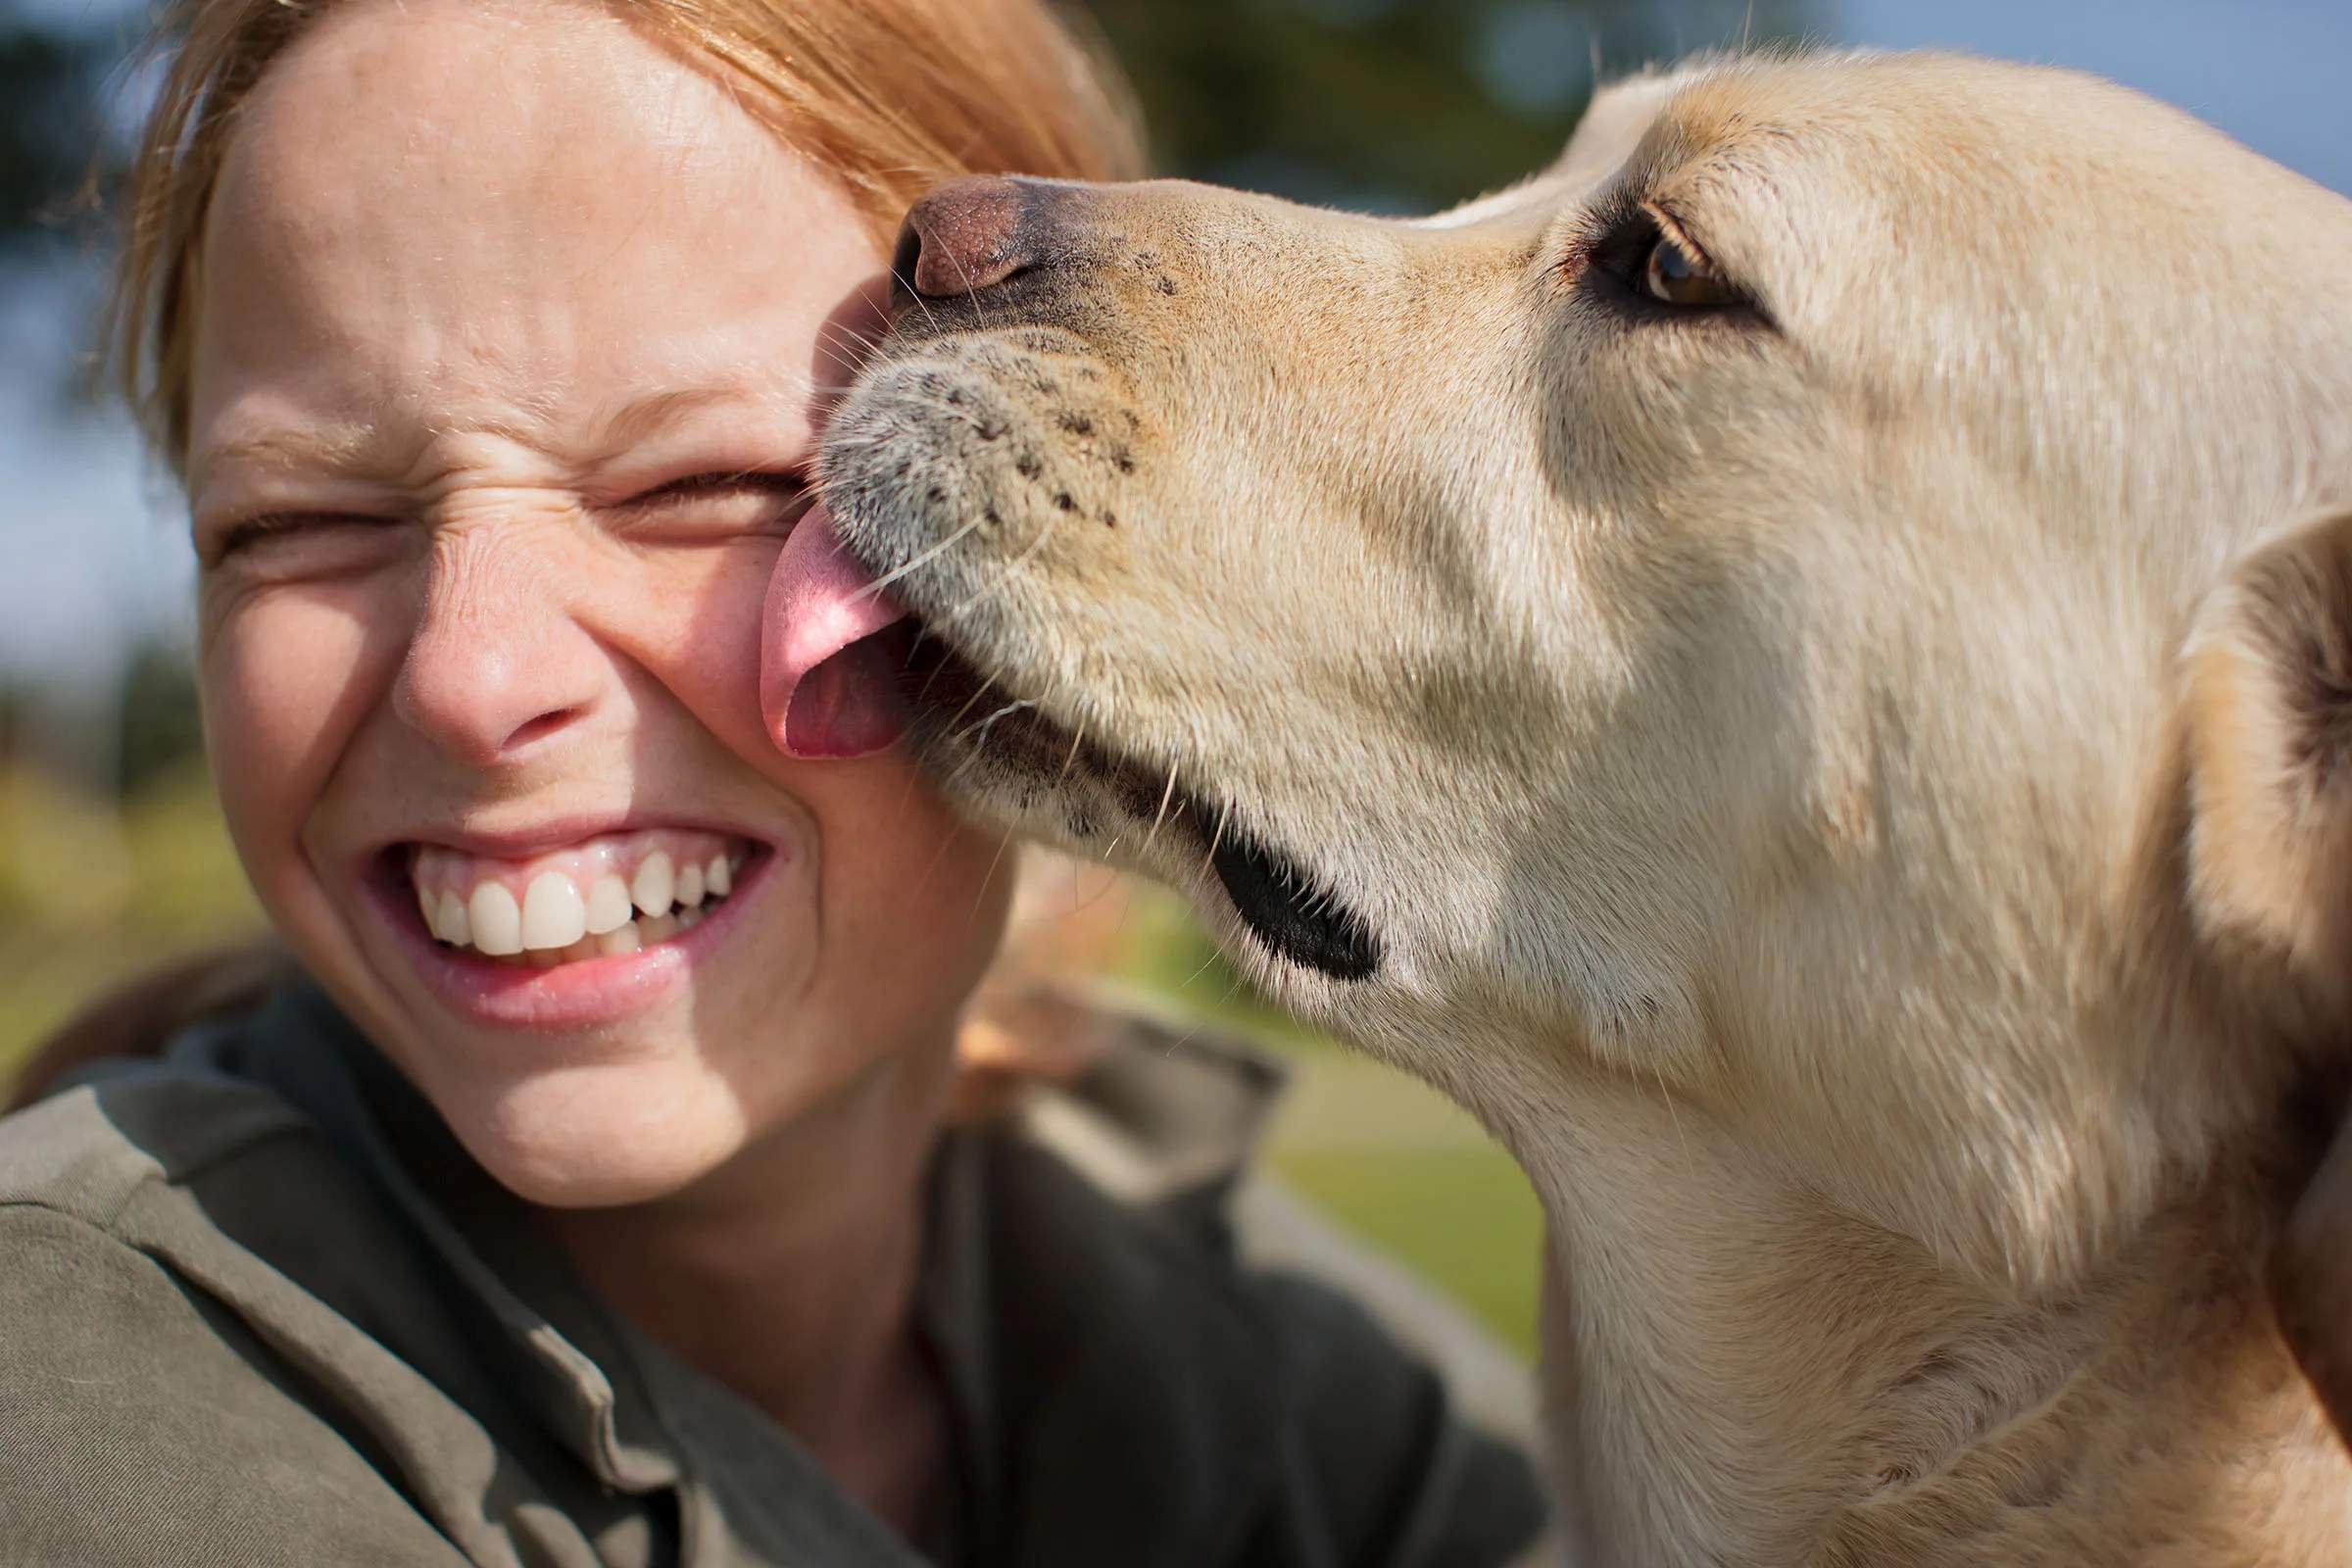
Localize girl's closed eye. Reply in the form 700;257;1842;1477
201;510;410;575
613;468;814;541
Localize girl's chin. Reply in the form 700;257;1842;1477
434;1054;758;1209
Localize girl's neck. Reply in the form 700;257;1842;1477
542;1047;956;1535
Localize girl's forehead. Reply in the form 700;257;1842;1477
190;0;882;484
209;0;865;301
224;0;781;213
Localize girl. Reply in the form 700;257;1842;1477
0;2;1547;1564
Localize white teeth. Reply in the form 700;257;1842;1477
632;853;675;917
468;883;524;956
435;890;471;947
585;874;634;935
415;841;739;965
520;872;588;951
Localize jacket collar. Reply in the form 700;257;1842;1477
186;981;689;1494
181;977;1298;1568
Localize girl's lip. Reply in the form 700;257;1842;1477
366;846;779;1033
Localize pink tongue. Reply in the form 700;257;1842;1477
760;503;911;760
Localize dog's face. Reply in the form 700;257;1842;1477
821;53;2352;1278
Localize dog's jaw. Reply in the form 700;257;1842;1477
806;501;1393;984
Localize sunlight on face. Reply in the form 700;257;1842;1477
185;0;1010;1205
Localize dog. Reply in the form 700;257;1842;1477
788;49;2352;1565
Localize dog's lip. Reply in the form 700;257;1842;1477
1205;812;1384;979
886;612;1383;982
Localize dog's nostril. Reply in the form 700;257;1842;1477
898;175;1041;299
889;217;926;311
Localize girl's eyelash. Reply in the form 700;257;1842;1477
625;469;811;507
207;512;377;564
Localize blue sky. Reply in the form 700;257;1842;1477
2;0;2343;688
1834;0;2350;195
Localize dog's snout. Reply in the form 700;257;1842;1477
893;176;1070;304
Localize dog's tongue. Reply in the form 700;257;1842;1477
760;504;910;760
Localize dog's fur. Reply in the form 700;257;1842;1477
817;51;2352;1565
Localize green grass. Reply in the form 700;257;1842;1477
1270;1142;1542;1355
0;761;265;1078
0;767;1540;1358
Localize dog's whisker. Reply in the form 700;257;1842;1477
816;318;883;355
876;625;948;824
808;342;865;378
1140;755;1183;862
932;501;1062;623
901;806;972;906
1176;929;1233;996
934;224;994;331
1199;798;1234;888
961;698;1038;748
970;824;1018;927
908;627;971;714
859;515;984;601
887;264;941;336
808;345;873;382
1054;714;1088;794
1003;504;1062;573
820;318;885;355
936;670;1001;745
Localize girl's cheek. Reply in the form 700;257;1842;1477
599;536;788;774
201;588;390;874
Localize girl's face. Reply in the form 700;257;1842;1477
185;0;1010;1205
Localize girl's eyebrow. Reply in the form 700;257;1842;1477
592;386;744;453
591;383;816;455
190;421;383;492
192;382;814;496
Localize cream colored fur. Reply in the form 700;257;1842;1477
820;51;2352;1565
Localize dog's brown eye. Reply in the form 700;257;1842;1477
1643;233;1735;308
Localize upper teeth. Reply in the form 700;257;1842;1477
411;834;748;962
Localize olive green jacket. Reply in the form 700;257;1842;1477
0;981;1546;1566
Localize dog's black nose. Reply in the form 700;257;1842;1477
892;176;1060;303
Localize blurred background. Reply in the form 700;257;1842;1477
2;0;2345;1354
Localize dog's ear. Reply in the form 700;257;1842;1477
2180;505;2352;1446
2180;506;2352;1036
1547;64;1706;189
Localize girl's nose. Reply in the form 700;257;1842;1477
391;527;608;767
